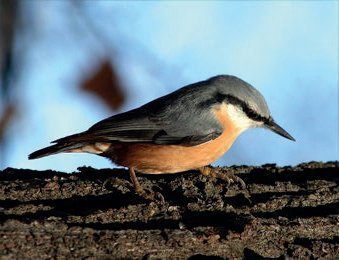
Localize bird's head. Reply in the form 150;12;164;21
208;75;295;141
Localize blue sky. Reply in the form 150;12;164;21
3;1;338;172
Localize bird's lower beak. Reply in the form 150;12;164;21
266;120;295;141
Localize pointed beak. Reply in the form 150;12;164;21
265;119;295;141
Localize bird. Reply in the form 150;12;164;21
29;75;295;197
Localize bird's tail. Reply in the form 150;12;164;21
28;142;86;160
29;131;111;160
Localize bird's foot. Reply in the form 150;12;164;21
130;168;164;202
103;176;164;202
199;166;246;189
135;187;165;202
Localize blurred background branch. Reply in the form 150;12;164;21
0;0;19;167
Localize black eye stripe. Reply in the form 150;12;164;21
200;93;268;123
222;94;268;122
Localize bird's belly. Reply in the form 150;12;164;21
105;129;239;174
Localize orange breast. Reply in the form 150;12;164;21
108;104;241;174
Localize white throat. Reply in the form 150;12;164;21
226;104;262;133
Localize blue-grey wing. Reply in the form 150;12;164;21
54;83;223;146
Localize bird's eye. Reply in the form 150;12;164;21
215;93;225;103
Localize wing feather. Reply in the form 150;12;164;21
54;82;224;146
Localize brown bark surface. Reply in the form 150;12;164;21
0;162;338;259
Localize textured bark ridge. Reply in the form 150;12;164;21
0;162;338;258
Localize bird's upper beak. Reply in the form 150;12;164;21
265;119;295;141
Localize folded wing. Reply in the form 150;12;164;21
53;86;223;146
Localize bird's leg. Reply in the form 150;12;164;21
103;168;162;201
198;165;246;189
129;168;163;201
129;167;144;194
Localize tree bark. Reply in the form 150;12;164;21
0;162;338;258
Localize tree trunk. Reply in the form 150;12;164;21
0;162;338;258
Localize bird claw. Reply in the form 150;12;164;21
103;177;164;202
199;166;247;189
136;188;165;202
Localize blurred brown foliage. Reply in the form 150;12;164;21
82;60;125;111
0;103;15;142
0;0;18;97
0;0;19;150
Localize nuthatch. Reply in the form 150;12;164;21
29;75;295;196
